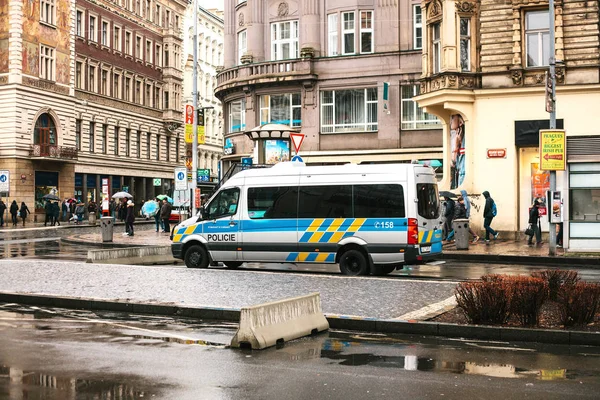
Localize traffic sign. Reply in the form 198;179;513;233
198;169;210;176
0;170;9;193
174;167;187;191
153;178;162;187
291;155;303;162
290;133;305;153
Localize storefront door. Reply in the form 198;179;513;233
518;148;550;233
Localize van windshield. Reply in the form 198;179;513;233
417;183;440;219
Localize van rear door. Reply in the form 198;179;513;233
415;178;443;255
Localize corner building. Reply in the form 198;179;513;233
0;0;187;219
215;0;444;171
415;0;600;250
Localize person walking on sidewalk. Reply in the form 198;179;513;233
44;200;53;226
51;201;61;226
527;198;543;246
0;199;6;227
125;200;135;236
61;199;68;222
160;198;173;234
443;196;456;241
460;190;480;243
152;198;164;232
19;202;30;227
9;200;18;226
482;191;499;244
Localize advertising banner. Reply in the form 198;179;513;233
539;129;566;171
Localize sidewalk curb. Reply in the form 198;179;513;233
442;252;600;267
2;292;598;347
61;237;142;249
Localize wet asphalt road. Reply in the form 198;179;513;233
1;303;599;400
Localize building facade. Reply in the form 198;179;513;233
0;0;187;218
183;5;224;186
415;0;600;250
215;0;444;173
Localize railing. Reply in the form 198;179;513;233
217;59;313;86
29;144;78;160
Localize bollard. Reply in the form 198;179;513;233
100;216;114;242
452;218;470;250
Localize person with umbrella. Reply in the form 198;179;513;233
125;199;135;236
44;199;53;226
160;198;173;234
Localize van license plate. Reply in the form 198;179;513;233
420;246;431;253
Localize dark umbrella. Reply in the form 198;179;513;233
42;194;60;201
439;191;458;199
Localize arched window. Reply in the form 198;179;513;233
34;113;57;146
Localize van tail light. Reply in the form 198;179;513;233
408;218;419;245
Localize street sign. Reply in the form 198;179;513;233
539;129;566;171
174;167;187;191
198;169;210;176
486;148;507;159
291;155;303;162
153;178;162;187
123;186;129;193
0;170;9;193
290;133;305;153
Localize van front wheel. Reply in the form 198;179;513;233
339;249;368;276
185;245;209;269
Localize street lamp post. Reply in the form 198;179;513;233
548;0;557;256
192;0;199;215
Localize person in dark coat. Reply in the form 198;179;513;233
62;200;68;222
44;200;53;226
527;198;542;246
0;200;6;227
51;201;61;226
443;196;456;241
125;200;135;236
9;200;18;226
482;190;499;243
19;202;30;226
160;199;173;234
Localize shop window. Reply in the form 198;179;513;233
34;171;59;211
401;85;441;130
320;88;377;133
259;93;301;127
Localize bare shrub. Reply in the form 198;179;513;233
455;280;511;325
507;276;548;327
531;269;580;301
558;282;600;327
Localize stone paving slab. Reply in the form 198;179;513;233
0;260;456;320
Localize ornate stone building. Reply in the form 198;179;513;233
215;0;443;172
0;0;187;218
415;0;600;250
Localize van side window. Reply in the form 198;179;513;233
247;186;298;219
298;185;352;218
206;188;240;219
354;184;405;218
417;183;440;219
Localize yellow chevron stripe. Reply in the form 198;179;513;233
348;218;366;232
328;218;344;232
427;230;434;242
315;253;330;262
298;252;311;262
418;231;425;243
184;225;196;235
329;231;345;243
307;219;325;232
309;232;325;243
173;234;183;243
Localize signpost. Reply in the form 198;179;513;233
101;178;109;215
539;129;566;171
290;133;305;154
486;148;507;159
174;167;187;191
197;169;210;183
0;170;9;195
153;178;162;187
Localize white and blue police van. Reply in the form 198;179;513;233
171;162;443;276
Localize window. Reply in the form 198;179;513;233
40;0;56;25
237;30;247;64
163;91;169;109
460;18;471;72
259;93;301;127
327;14;338;56
206;188;240;219
101;124;108;153
164;45;170;66
124;76;131;101
113;73;120;98
114;26;122;51
299;185;352;219
525;10;549;67
156;44;162;66
320;88;377;133
166;136;170;161
76;10;83;36
101;70;108;95
101;21;109;46
39;45;55;80
228;98;246;133
175;15;179;29
401;85;441;130
114;126;119;155
125;128;130;157
165;10;171;27
417;183;440;219
154;87;161;109
136;131;141;158
136;36;142;59
413;5;422;49
75;61;83;88
125;31;132;55
360;11;373;53
135;80;141;104
155;5;161;26
33;113;56;146
156;135;160;160
432;23;441;73
145;83;151;106
146;132;151;159
89;122;95;152
248;186;298;219
271;20;299;60
145;0;150;20
89;65;96;91
75;119;82;151
146;40;152;62
89;15;97;42
342;12;355;55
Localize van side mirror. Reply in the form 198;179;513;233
198;206;207;221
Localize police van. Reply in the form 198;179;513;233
171;162;443;276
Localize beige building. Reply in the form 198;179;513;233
0;0;187;219
215;0;444;173
415;0;600;250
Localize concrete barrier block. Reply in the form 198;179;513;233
231;293;329;350
87;246;176;265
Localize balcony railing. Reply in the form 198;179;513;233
216;59;316;87
29;144;78;160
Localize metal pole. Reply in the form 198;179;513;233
191;0;199;215
548;0;557;256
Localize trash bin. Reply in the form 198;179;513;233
88;212;97;225
452;218;470;250
100;216;114;242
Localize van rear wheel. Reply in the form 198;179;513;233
223;261;243;269
339;249;368;276
185;245;209;269
372;265;396;276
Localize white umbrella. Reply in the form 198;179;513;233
112;191;133;199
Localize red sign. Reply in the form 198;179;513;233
543;153;563;161
487;148;506;158
531;206;548;216
185;105;194;124
290;133;305;153
195;188;201;209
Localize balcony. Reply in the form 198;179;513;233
29;144;78;160
216;59;317;100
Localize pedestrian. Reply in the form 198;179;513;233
443;196;456;241
557;222;564;248
51;201;61;226
109;199;116;221
152;198;163;232
160;198;173;234
62;199;68;222
44;200;53;226
9;200;18;226
460;190;480;243
118;199;127;222
0;199;6;227
527;198;543;246
125;200;135;236
482;190;499;244
19;202;30;226
74;202;85;224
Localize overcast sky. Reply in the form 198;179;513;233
199;0;224;11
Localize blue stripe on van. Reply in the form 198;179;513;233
286;252;299;262
299;232;313;242
305;253;319;262
326;253;335;263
